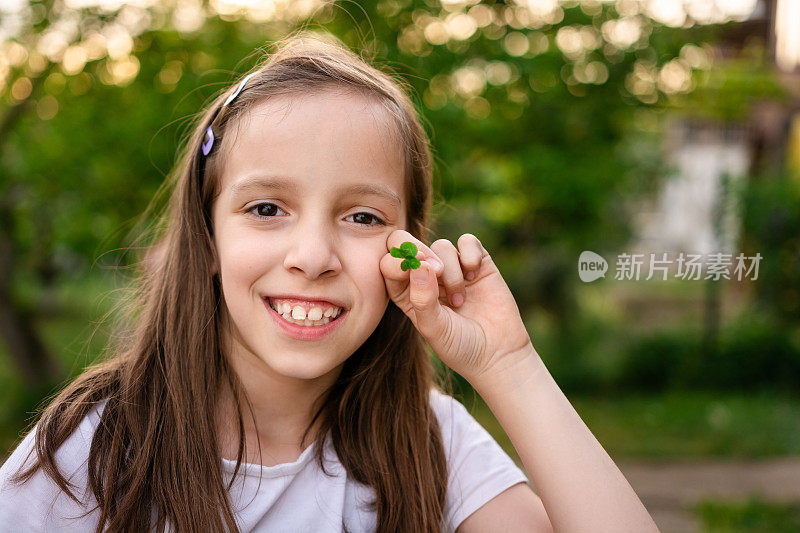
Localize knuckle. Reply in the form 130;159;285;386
458;233;478;244
430;238;454;249
443;274;465;292
393;229;413;242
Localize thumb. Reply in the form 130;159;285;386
408;260;446;338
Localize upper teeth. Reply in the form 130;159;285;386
270;300;343;321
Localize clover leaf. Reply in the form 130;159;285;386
400;257;421;271
390;241;421;271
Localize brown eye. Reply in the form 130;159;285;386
247;203;283;218
348;212;386;226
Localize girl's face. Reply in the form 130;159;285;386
210;89;407;383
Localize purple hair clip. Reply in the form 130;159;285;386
202;72;257;157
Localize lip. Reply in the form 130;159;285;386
265;293;348;310
263;298;347;341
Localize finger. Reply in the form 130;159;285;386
386;230;444;276
457;233;486;281
380;251;417;284
430;239;466;308
408;260;448;339
379;251;448;306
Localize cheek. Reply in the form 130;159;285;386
346;245;389;298
216;228;270;282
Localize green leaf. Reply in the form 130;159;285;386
390;247;405;258
401;257;420;270
400;241;417;257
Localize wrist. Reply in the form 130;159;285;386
467;343;547;399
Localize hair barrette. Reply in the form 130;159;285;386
201;72;257;157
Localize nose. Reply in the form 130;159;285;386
281;217;343;279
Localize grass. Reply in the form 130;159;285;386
462;389;800;463
692;495;800;532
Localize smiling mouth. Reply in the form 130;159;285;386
266;298;347;327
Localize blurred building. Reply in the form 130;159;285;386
631;0;800;260
633;120;750;256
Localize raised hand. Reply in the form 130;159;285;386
380;230;534;382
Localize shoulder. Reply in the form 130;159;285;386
0;399;108;531
428;388;529;532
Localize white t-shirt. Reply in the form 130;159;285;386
0;389;528;532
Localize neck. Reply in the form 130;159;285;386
215;333;342;465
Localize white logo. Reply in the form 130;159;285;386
578;251;608;282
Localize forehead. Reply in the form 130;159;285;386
217;89;405;202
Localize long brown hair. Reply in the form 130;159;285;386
11;31;451;532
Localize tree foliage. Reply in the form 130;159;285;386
0;0;788;385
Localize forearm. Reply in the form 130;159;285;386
469;346;658;533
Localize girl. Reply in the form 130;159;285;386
0;32;657;532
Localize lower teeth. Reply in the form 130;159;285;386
285;316;330;327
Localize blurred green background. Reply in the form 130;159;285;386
2;0;799;531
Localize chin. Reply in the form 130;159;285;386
260;352;345;381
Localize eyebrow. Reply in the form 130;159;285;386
230;175;402;208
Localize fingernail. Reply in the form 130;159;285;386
466;271;475;281
450;293;464;306
429;258;443;273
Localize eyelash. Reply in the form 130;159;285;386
246;202;387;227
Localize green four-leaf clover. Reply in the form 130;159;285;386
390;241;421;271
